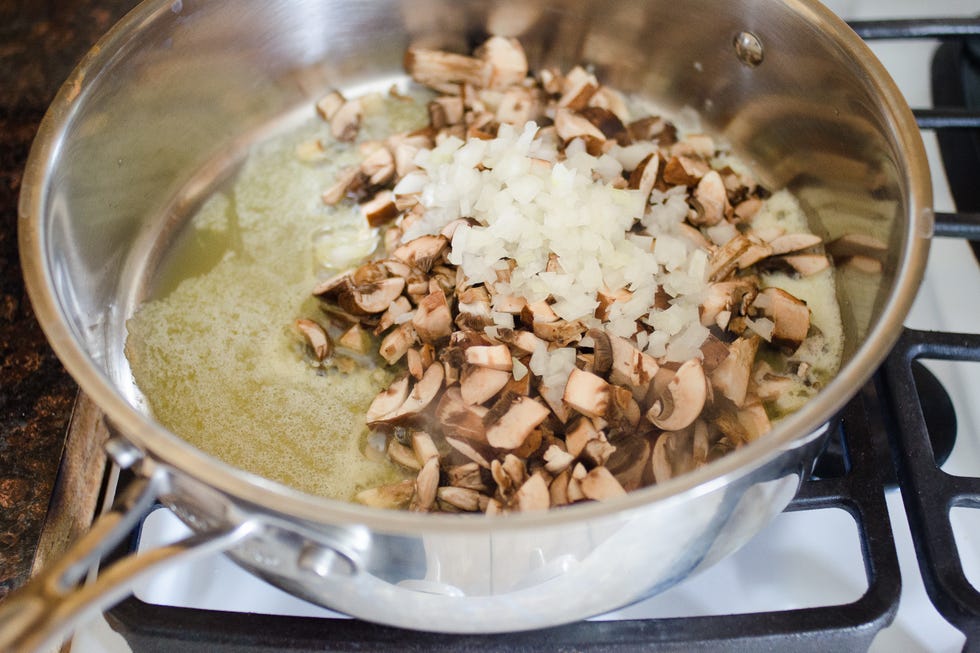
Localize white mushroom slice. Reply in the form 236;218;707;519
495;87;539;125
446;462;487;492
436;387;489;442
366;374;411;425
360;146;396;187
411;457;440;512
460;366;511;405
662;155;709;186
321;166;360;206
387;440;421;471
699;280;757;328
646;359;708;431
755;287;810;351
337;324;371;354
580;467;627;501
384;363;445;423
563;368;611;419
691;170;729;227
581;437;617;468
606;435;652;491
708;234;752;282
514;473;551;512
339;276;406;315
294;319;332;361
565;416;600;458
446;436;493;468
437;486;486;512
543;444;575;475
428;95;465;128
465;344;513;371
549;469;572;507
533;319;586;346
355;480;414;509
520;300;559;324
315;90;346;121
360;190;400;228
607;332;660;390
477;36;528;89
734;196;764;221
412;289;453;344
736;238;774;270
379;323;417;364
628;153;660;204
768;232;823;255
495;328;544;355
375;295;412;335
537;379;571;424
485;396;551;450
411;430;441;465
651;429;696;483
554;108;606;142
393;235;449;272
330;97;363;142
404;46;492;90
710;335;760;407
557;67;599;110
737;399;771;443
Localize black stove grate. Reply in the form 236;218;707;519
99;16;980;653
881;330;980;651
104;383;900;653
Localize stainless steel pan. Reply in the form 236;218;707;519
3;0;930;649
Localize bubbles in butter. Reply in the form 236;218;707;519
125;98;426;500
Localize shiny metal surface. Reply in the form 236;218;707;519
13;0;929;640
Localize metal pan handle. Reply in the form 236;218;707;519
0;472;256;653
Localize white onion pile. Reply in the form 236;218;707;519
393;121;711;363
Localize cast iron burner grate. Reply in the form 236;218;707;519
99;17;980;653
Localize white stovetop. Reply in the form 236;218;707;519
71;1;980;651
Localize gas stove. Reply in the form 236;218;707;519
61;1;980;651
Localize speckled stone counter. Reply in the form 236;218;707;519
0;0;139;600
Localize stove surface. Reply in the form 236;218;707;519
60;1;980;651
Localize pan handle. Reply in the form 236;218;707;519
0;472;257;653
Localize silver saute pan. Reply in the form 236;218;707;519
2;0;930;649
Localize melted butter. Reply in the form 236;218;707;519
125;95;427;500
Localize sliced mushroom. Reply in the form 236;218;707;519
338;276;406;315
294;319;333;361
628;153;660;203
533;319;586;346
330;97;363;142
484;395;551;450
710;335;760;407
465;344;513;371
514;472;551;511
383;363;445;424
755;287;810;351
554;108;607;142
445;435;493;468
549;468;572;507
374;296;412;335
662;155;709;186
580;467;626;501
476;36;528;89
404;46;491;91
564;416;600;458
316;90;346;122
393;234;449;273
366;374;411;425
691;170;729;227
708;234;752;282
337;324;371;354
387;439;421;470
557;66;599;110
446;462;487;492
436;387;489;442
562;368;610;419
437;486;487;512
355;479;414;509
412;288;453;344
379;322;417;364
543;444;575;475
646;359;707;431
321;166;361;205
411;456;440;512
460;365;511;405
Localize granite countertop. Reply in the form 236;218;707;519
0;0;139;600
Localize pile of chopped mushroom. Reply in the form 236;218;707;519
292;36;880;514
